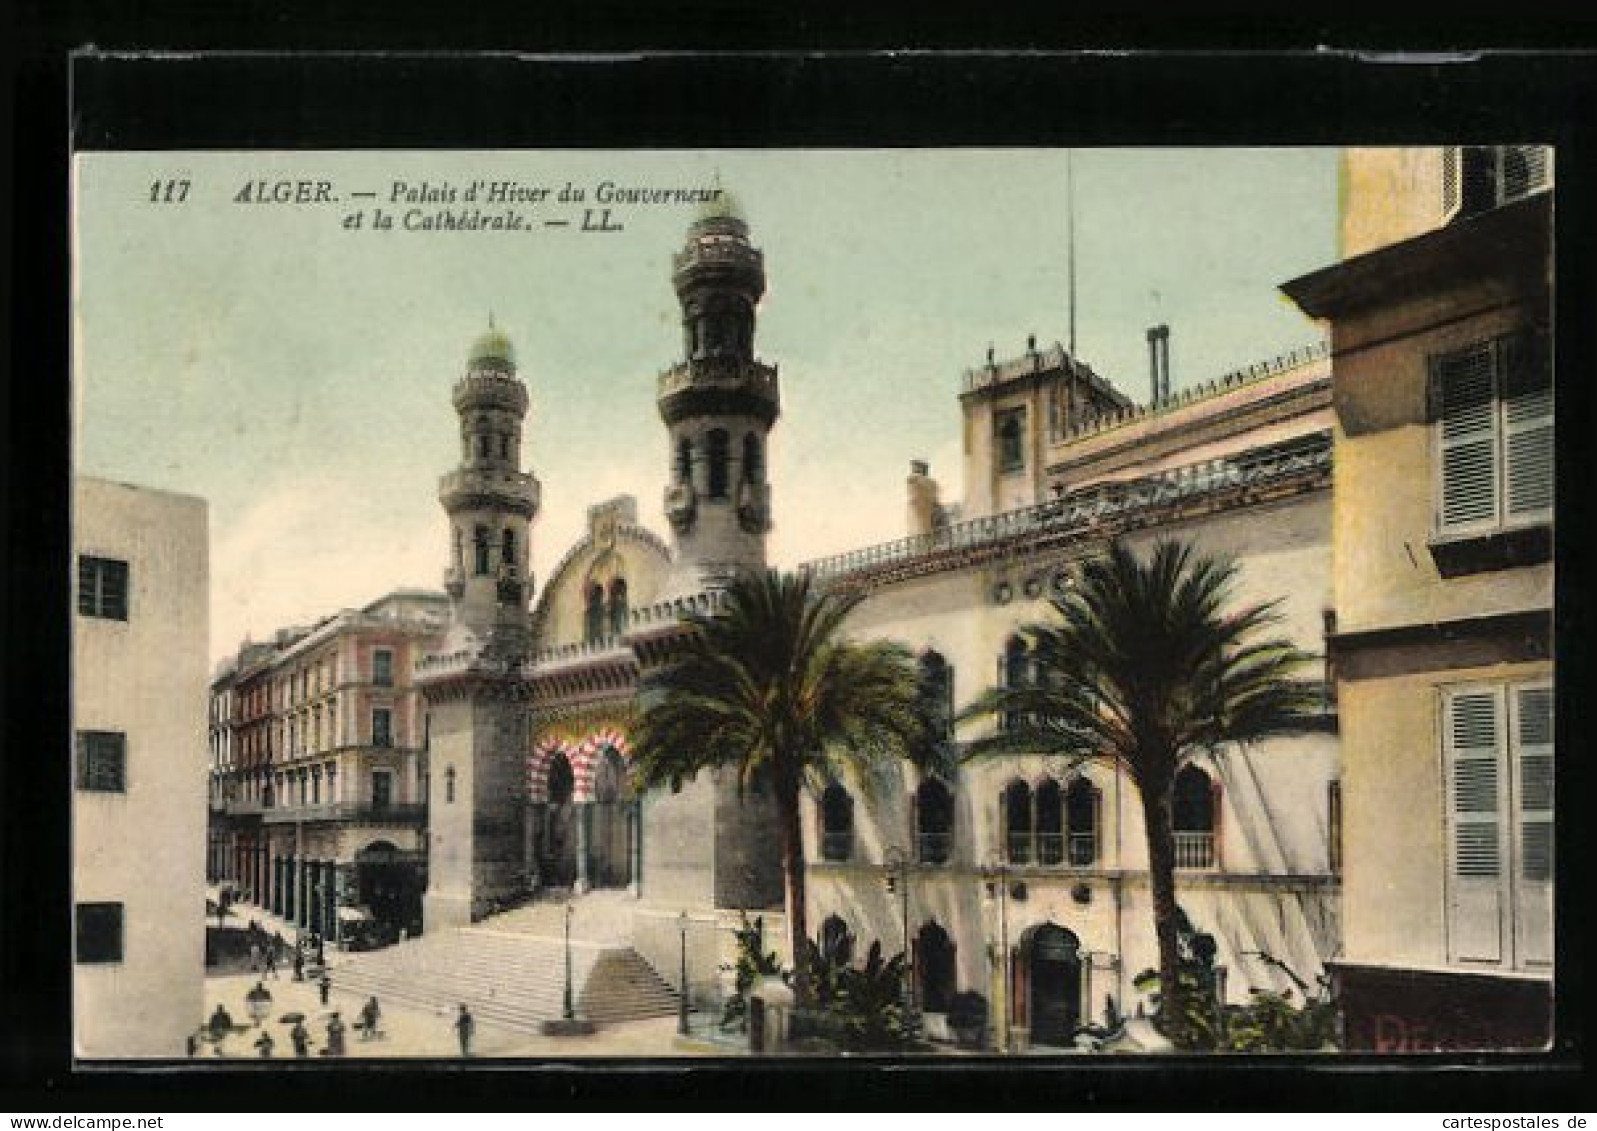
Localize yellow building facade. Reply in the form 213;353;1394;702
1285;145;1554;1050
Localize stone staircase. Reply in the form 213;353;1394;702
326;895;678;1035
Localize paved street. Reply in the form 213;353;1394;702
197;968;709;1059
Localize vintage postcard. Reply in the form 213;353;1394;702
67;59;1558;1070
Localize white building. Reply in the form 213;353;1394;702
73;477;209;1058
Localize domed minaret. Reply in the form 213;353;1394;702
658;194;780;592
438;321;540;660
420;322;541;932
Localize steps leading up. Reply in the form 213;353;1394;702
325;896;676;1035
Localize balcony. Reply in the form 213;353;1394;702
915;832;953;866
260;802;426;826
1174;831;1216;870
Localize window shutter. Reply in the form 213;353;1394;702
1512;684;1554;967
1502;336;1554;522
1434;343;1500;533
1441;146;1462;221
1445;689;1507;964
1500;145;1551;202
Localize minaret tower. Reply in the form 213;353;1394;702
420;322;540;931
658;194;781;592
439;320;540;659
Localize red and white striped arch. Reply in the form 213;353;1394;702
526;728;630;804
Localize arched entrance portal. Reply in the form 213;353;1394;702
539;752;578;888
589;745;635;890
354;840;423;936
1021;923;1082;1048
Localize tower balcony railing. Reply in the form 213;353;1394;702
438;468;540;510
800;429;1331;585
656;357;780;402
672;238;763;275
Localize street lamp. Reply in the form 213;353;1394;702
562;900;575;1021
884;845;913;1020
677;911;690;1036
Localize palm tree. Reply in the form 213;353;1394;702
630;569;928;1003
960;538;1323;1041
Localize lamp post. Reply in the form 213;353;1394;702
677;911;691;1036
884;845;913;1021
562;900;575;1021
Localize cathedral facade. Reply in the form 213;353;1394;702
411;194;1345;1049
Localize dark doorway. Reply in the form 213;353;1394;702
1026;923;1082;1047
540;752;577;888
590;746;634;889
355;840;423;936
915;921;957;1013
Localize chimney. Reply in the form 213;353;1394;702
907;459;941;538
1146;324;1171;404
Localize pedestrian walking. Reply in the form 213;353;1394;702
454;1004;474;1057
248;940;262;972
324;1012;346;1057
262;944;278;980
207;1003;234;1042
314;932;326;966
254;1030;275;1058
290;1020;311;1058
318;971;331;1006
359;996;381;1040
292;948;305;982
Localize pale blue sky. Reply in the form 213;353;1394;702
72;148;1338;661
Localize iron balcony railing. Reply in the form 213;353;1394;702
820;832;853;863
916;832;954;866
261;802;427;826
1174;831;1216;870
1069;833;1098;868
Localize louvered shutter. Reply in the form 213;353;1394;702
1435;343;1500;534
1442;146;1462;221
1512;685;1554;967
1445;689;1507;964
1502;336;1555;522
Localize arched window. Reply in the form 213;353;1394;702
584;583;606;643
915;921;958;1013
707;429;730;499
820;782;853;862
444;766;456;805
1173;764;1218;870
918;650;954;748
915;778;954;865
742;432;762;482
1001;636;1032;731
499;434;511;461
1066;777;1100;866
501;527;517;568
1003;779;1033;865
477;433;490;459
473;525;490;576
819;914;854;967
607;578;629;637
997;410;1025;473
1036;778;1065;865
676;437;693;484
